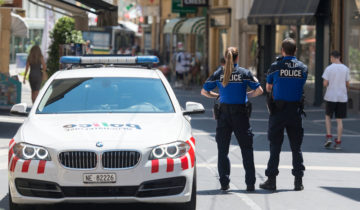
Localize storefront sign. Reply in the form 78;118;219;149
142;6;159;16
182;0;208;7
210;14;231;27
137;0;159;6
0;73;21;108
172;0;197;13
0;0;22;7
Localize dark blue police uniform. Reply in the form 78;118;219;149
203;64;260;187
266;56;308;178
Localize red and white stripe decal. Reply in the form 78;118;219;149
22;160;31;173
166;158;174;172
9;139;14;147
8;139;15;164
190;137;195;145
151;159;159;173
180;155;189;170
186;137;196;169
37;160;46;174
9;156;19;172
187;142;195;168
8;149;14;165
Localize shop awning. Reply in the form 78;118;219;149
119;21;142;37
248;0;320;25
75;0;117;11
163;18;184;34
178;17;205;35
25;18;45;29
38;0;89;15
11;13;29;38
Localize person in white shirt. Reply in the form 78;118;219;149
322;50;350;149
174;42;190;88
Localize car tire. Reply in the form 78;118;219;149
179;168;197;210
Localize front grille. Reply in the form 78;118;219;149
59;151;97;169
102;151;141;169
62;186;138;197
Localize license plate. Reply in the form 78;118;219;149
83;173;116;183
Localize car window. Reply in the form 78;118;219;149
36;77;174;114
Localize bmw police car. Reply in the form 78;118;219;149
9;56;204;210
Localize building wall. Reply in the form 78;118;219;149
0;8;11;75
208;0;231;74
23;0;45;19
232;0;257;71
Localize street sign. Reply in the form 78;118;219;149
183;0;208;7
172;0;196;14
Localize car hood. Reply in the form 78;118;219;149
20;113;185;150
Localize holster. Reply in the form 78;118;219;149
213;99;221;120
299;95;306;117
266;92;276;115
246;102;252;118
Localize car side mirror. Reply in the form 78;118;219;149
10;103;28;117
183;101;205;115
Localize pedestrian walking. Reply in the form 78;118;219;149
201;47;263;192
174;42;190;88
322;50;350;150
23;45;47;103
260;38;307;191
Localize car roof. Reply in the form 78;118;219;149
53;67;161;79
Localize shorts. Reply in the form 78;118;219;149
176;71;188;80
325;101;347;119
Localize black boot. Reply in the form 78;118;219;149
259;177;276;191
294;177;304;191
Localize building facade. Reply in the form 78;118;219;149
248;0;360;112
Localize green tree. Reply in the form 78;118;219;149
47;17;84;76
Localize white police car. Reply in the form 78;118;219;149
8;56;204;210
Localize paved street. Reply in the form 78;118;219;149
0;85;359;210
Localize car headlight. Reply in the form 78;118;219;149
13;143;51;161
149;141;190;160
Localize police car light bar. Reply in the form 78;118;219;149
60;56;159;65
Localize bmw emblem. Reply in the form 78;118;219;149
96;141;103;148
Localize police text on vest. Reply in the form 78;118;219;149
220;74;243;82
280;69;302;78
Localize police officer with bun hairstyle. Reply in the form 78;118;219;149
201;47;263;192
260;38;308;191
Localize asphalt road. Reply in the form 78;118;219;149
0;85;359;210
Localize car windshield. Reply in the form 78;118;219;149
36;77;174;114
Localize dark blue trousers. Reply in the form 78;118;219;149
216;104;256;187
265;103;305;178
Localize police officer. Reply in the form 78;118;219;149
260;38;307;191
201;47;263;191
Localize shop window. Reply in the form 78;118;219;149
10;29;43;64
247;34;257;72
219;29;227;62
346;0;360;82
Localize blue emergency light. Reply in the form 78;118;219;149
60;56;159;65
